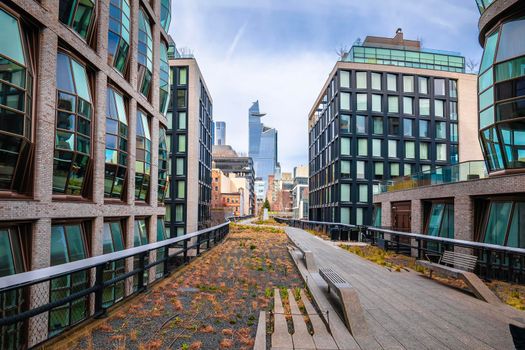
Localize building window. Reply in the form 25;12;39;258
156;218;168;277
59;0;95;40
481;128;505;171
108;0;130;74
374;162;384;180
159;42;170;115
418;77;428;94
340;115;351;133
356;94;367;111
405;141;415;159
420;143;429;160
358;184;368;203
372;117;383;135
135;110;151;201
158;127;169;203
341;137;351;156
372;139;382;157
177;90;187;108
387;74;397;92
176;158;185;176
49;223;89;336
102;221;125;307
104;87;128;200
435;100;445;118
403;119;414;137
177;135;186;153
436;143;447;161
450;80;458;98
390;163;400;177
450;101;458;120
371;73;381;90
178;67;188;85
372;205;382;227
419;98;430;116
53;52;93;197
372;94;382;112
388;117;400;136
137;9;153;97
341;160;351;178
436;121;447;139
388;96;398;114
175;204;184;222
356;115;367;134
340;92;351;110
388;140;397;158
177;112;187;130
356;72;367;89
450;124;458;142
340;70;350;88
133;219;149;291
340;184;350;202
160;0;172;32
176;180;185;199
403;75;414;93
0;8;34;194
419;120;429;138
404;163;414;175
356;208;364;225
358;139;367;156
425;203;454;239
341;207;350;224
356;161;365;179
434;79;446;96
403;97;413;115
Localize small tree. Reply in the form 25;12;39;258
263;199;271;210
466;58;480;74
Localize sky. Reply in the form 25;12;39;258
169;0;483;173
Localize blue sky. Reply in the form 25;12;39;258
169;0;482;173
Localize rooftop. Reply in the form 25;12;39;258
343;30;465;73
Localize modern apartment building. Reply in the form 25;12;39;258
248;100;278;186
166;53;213;236
372;1;524;248
0;0;172;347
292;165;309;219
215;121;226;145
308;30;481;225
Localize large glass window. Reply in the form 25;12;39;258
507;202;525;248
390;163;400;177
426;203;454;239
356;115;366;134
434;79;446;96
374;162;384;180
340;115;351;133
104;87;128;199
403;119;414;137
133;219;149;291
500;121;525;169
419;120;429;138
403;97;413;115
450;80;458;98
59;0;95;39
481;127;504;171
49;224;89;336
450;101;458;120
371;73;381;90
372;139;382;157
419;98;430;116
420;143;429;160
388;117;399;135
138;9;153;97
480;30;499;74
436;121;446;139
436;143;447;161
388;96;399;114
387;74;397;91
341;160;351;178
418;77;428;94
358;184;368;203
388;140;397;158
160;0;172;32
405;141;415;159
107;0;130;74
102;221;125;308
341;137;351;156
496;19;525;63
435;100;445;118
356;72;367;89
135;110;151;201
0;8;34;193
159;42;170;115
156;218;168;277
340;92;351;110
356;94;367;111
358;139;367;156
372;117;383;134
340;70;350;88
403;75;414;93
53;52;93;196
484;202;512;245
158;127;169;202
340;184;350;202
372;94;382;112
340;207;350;224
356;161;365;179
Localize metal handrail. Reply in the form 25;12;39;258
0;222;229;291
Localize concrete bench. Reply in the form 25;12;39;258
319;267;368;337
296;244;317;272
416;250;502;305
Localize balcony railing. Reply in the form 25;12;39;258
0;222;230;349
377;160;488;194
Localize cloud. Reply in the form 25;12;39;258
225;22;248;61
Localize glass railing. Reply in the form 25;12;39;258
476;0;496;14
344;45;465;73
378;160;488;193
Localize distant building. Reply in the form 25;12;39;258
254;178;266;212
212;145;256;216
309;30;481;225
211;169;242;220
293;165;309;219
249;101;278;187
215;121;226;145
166;55;213;236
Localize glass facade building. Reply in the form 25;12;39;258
248;101;278;185
0;0;172;347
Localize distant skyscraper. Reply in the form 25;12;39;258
215;121;226;145
248;101;278;183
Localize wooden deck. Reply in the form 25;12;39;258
286;227;525;350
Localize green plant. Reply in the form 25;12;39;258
265;287;273;298
181;343;189;350
250;244;257;250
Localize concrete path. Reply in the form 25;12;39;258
286;227;525;350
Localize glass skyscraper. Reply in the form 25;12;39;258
249;101;278;184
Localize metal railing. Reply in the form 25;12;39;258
275;218;365;241
0;222;230;349
226;214;254;223
276;218;525;283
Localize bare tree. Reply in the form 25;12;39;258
466;58;480;74
336;45;349;61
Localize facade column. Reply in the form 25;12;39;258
455;195;474;255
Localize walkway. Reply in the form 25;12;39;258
286;227;525;350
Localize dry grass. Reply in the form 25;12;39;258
252;217;287;226
306;229;330;240
340;244;422;273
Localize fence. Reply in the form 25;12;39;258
0;222;229;349
276;218;525;283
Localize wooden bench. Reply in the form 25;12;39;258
319;267;368;337
295;244;317;272
416;250;502;305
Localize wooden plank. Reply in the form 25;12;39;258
272;289;294;349
299;289;338;350
288;289;316;349
254;311;267;350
